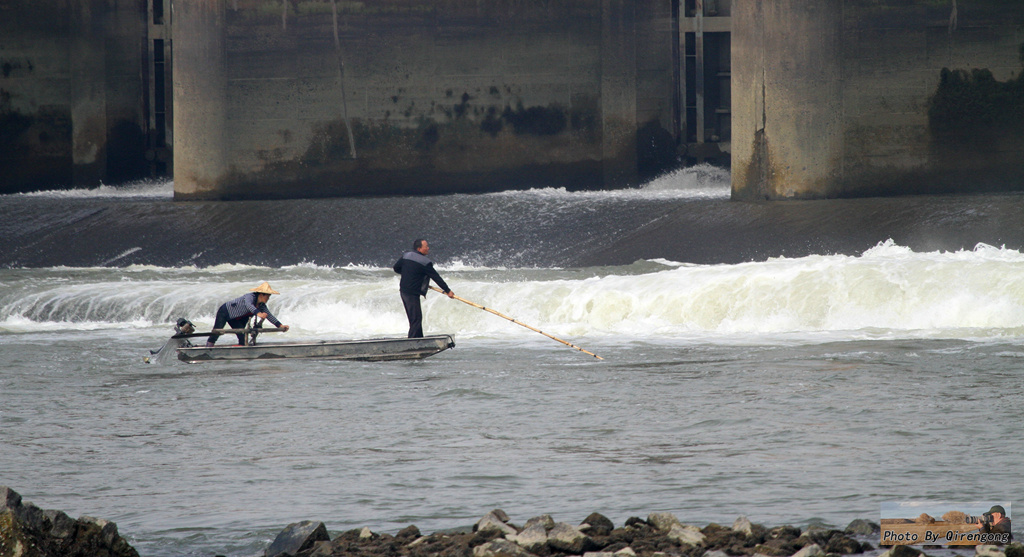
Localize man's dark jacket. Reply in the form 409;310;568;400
393;251;451;296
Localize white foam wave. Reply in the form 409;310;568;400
3;166;727;202
481;163;731;201
440;259;511;272
280;262;388;272
640;163;731;197
3;241;1023;342
6;179;174;199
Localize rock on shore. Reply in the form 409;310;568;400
0;486;139;557
265;509;883;557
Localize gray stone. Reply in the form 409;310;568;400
798;526;836;547
733;516;755;536
581;513;615;536
66;514;139;557
43;509;76;539
824;533;865;554
879;546;923;557
523;515;555;531
548;522;596;554
265;520;330;557
18;501;51;534
792;544;825;557
477;511;517;536
753;544;792;557
667;523;706;546
308;540;335;557
844;519;879;536
648;512;681;532
509;521;548;551
0;487;50;535
473;538;534;557
976;545;1006;557
1;486;22;510
396;525;421;540
81;516;120;547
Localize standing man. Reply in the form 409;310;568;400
393;239;454;338
207;282;290;346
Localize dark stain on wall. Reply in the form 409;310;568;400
0;91;73;193
453;92;473;119
929;67;1024;139
0;92;33;148
502;103;567;136
303;119;357;164
480;107;504;137
927;58;1024;192
416;121;440;150
734;128;772;201
106;120;148;184
636;120;677;181
1;58;34;78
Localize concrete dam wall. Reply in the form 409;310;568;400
173;0;681;200
1;0;682;199
4;0;1024;200
732;0;1024;200
0;0;161;194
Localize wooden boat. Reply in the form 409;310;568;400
175;334;455;363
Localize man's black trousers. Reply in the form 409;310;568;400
400;291;424;338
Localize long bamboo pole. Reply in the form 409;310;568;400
430;286;602;360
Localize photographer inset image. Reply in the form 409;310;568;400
880;501;1012;546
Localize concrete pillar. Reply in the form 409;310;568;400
601;0;639;189
172;0;227;199
732;0;844;200
70;0;107;186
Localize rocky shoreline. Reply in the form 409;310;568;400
2;486;1019;557
1;486;138;557
263;511;1018;557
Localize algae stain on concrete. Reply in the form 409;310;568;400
501;104;568;136
0;93;33;149
734;128;772;201
926;48;1024;192
928;66;1024;142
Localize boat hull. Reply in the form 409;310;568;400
176;335;455;363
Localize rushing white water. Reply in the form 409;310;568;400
4;164;731;202
3;241;1023;344
8;178;176;199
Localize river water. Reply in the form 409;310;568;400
0;169;1020;556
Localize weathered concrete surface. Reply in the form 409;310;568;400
0;0;151;194
172;0;230;197
3;0;678;199
172;0;675;200
733;0;1024;200
732;0;844;200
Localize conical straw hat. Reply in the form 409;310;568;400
250;281;280;295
